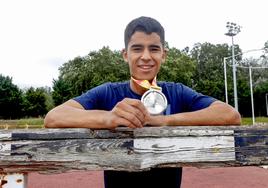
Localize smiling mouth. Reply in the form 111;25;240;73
138;65;154;70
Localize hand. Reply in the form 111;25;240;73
105;98;150;129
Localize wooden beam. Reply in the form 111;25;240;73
0;125;268;173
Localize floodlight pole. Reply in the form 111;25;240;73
249;66;255;124
231;35;238;111
266;93;268;117
225;22;241;111
223;57;228;104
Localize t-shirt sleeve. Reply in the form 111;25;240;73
181;84;217;112
73;83;108;110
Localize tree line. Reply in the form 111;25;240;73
0;76;53;119
1;42;268;119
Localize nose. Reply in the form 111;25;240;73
141;48;151;61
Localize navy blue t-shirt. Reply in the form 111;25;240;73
74;81;216;114
74;81;216;188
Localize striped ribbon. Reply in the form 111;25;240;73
131;77;161;90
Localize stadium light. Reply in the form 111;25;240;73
225;22;241;111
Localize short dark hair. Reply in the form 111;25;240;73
124;16;165;48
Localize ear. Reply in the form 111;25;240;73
161;48;168;63
121;49;128;63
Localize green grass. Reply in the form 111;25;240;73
242;117;268;125
0;117;268;129
0;118;44;129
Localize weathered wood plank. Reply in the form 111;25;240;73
0;128;133;141
1;125;268;140
134;125;268;137
0;125;268;173
134;135;235;169
235;129;268;165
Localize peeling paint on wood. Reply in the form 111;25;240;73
0;143;11;156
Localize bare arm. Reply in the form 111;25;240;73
44;99;149;129
45;99;240;129
146;101;241;126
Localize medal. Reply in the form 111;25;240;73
131;77;167;115
141;86;167;115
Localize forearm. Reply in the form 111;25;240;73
148;101;241;126
44;107;108;128
166;109;240;126
44;108;110;129
44;98;149;129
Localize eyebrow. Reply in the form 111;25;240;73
130;44;143;48
130;44;161;49
149;45;161;49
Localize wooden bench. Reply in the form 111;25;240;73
1;125;268;187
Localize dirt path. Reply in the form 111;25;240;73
28;167;268;188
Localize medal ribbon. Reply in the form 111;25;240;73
131;77;161;90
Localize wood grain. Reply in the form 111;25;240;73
0;125;268;173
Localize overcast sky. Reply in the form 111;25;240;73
0;0;267;88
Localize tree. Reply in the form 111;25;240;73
190;43;242;101
52;77;73;106
42;86;54;112
158;47;195;86
238;55;268;117
53;47;129;100
22;87;48;117
0;74;23;119
254;81;268;117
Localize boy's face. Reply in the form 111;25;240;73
123;31;166;81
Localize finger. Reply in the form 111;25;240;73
116;100;145;124
121;98;150;119
124;98;150;117
113;107;143;128
115;117;137;129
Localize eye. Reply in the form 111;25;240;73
150;47;160;52
133;47;142;51
130;45;143;52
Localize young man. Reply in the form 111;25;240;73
45;16;241;188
